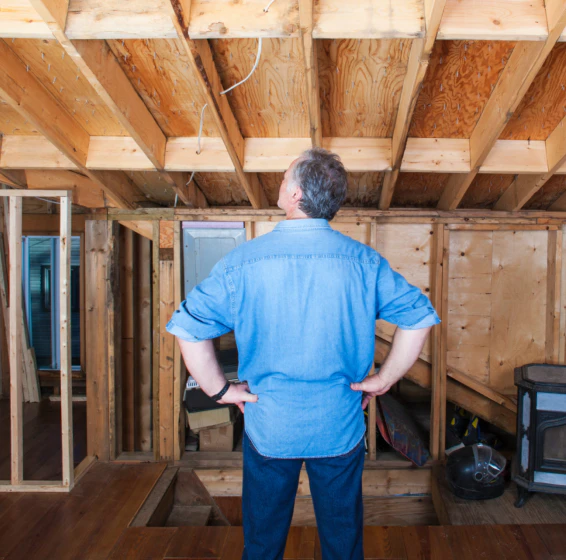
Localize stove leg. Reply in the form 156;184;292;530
515;486;530;508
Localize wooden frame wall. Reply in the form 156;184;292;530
87;206;566;464
0;190;93;492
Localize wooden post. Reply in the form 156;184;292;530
368;222;378;461
173;221;184;461
152;221;161;460
135;234;152;452
107;221;120;460
8;196;23;485
559;225;566;364
430;224;448;460
59;194;73;488
120;227;135;452
85;220;112;461
546;229;562;363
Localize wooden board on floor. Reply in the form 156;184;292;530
432;465;566;525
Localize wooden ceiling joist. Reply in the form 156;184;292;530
437;1;566;211
3;0;566;42
0;38;143;209
8;134;566;176
379;0;447;210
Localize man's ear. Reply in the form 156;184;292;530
291;185;303;202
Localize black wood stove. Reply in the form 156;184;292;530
514;364;566;507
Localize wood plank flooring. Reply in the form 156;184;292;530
0;399;87;481
0;459;563;559
108;524;566;559
432;465;566;525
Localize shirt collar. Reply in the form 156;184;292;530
274;218;330;231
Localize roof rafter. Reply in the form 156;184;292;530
437;1;566;210
378;0;447;210
0;38;143;209
298;0;322;148
166;1;268;209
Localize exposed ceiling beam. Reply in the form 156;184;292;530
4;1;561;43
27;0;207;209
0;39;143;209
167;2;268;209
298;0;322;148
378;0;447;210
5;135;566;176
0;137;26;187
437;2;566;211
494;116;566;211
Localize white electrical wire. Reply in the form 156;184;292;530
174;171;196;208
219;38;262;96
263;0;277;12
197;104;207;155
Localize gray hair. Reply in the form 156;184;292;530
289;148;348;221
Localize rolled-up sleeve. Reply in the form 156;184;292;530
166;258;234;342
376;256;440;330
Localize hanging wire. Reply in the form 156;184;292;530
263;0;277;12
174;171;196;208
197;104;207;155
219;38;262;96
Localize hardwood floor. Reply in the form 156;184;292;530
0;458;564;559
0;398;87;481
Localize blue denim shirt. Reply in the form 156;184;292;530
167;218;440;458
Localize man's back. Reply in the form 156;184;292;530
169;218;438;458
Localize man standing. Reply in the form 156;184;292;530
167;149;440;559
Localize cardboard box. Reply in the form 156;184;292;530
198;411;243;452
186;405;237;432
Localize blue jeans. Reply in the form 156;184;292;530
242;431;365;560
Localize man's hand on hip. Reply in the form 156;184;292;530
218;382;258;414
350;374;393;410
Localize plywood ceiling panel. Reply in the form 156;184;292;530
210;38;309;138
108;38;220;138
500;43;566;141
391;172;449;207
344;172;383;206
195;172;251;206
409;40;515;138
523;175;566;209
0;98;40;134
459;174;515;208
127;170;176;205
318;39;411;138
7;39;127;136
257;172;283;206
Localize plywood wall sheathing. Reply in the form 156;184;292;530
211;38;310;138
318;39;411;138
409;40;515;138
447;229;549;395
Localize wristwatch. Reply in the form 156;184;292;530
210;381;231;402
